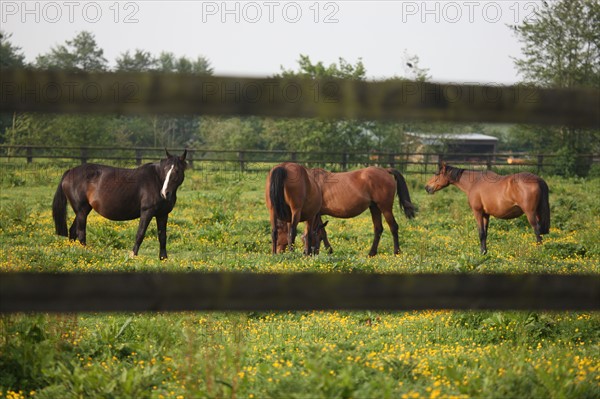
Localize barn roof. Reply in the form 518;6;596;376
407;133;499;145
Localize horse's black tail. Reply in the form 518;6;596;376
537;178;550;235
269;166;290;221
388;169;416;219
52;173;69;236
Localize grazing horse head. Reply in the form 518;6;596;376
160;149;187;201
276;218;332;254
275;219;289;254
425;162;463;194
266;162;323;255
302;219;332;255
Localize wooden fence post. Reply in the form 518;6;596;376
537;154;544;174
26;146;33;164
388;153;396;169
135;149;142;166
187;149;194;169
80;147;88;164
238;151;246;172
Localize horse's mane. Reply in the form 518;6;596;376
444;165;465;182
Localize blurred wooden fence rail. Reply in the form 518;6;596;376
1;145;598;174
1;69;599;128
1;69;599;312
1;273;599;313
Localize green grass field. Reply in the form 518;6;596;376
1;162;599;398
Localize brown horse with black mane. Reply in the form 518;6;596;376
310;167;416;256
52;150;187;259
265;162;323;255
425;163;550;254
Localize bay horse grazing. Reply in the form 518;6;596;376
425;163;550;254
52;150;187;260
275;216;333;254
265;162;323;255
310;167;415;256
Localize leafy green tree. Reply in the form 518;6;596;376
4;112;116;148
510;0;600;176
36;31;107;71
115;49;157;72
512;0;599;89
198;117;266;150
156;52;213;75
280;54;366;80
0;32;27;143
28;31;112;148
273;55;372;156
0;31;26;69
196;56;372;156
114;50;212;147
368;51;433;154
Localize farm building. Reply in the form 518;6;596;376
406;132;499;162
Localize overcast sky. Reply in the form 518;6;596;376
1;0;545;84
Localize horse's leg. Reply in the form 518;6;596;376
473;210;488;255
368;204;384;257
132;211;154;256
74;204;92;245
288;210;301;253
304;220;316;255
382;209;400;255
288;223;298;252
156;214;168;260
69;220;77;240
483;213;490;252
269;213;278;255
271;226;278;254
322;234;333;254
525;210;542;244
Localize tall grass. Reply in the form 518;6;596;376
1;163;599;398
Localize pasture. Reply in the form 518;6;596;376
1;161;599;398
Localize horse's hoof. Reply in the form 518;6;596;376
160;256;168;261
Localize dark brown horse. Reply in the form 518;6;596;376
425;163;550;254
310;167;415;256
275;216;333;254
52;150;187;259
265;162;323;255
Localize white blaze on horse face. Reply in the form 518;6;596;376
161;165;175;199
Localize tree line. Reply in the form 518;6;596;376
1;0;599;176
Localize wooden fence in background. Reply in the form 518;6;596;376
0;69;599;313
1;145;597;174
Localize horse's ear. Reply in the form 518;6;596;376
440;162;447;172
165;148;172;158
180;149;187;161
322;220;329;228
